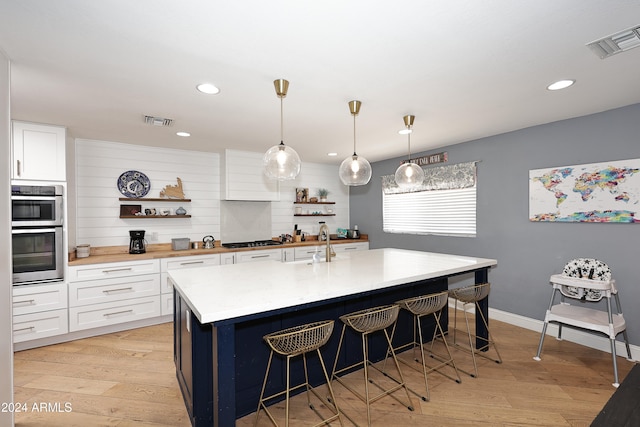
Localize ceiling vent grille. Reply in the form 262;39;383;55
144;115;174;127
587;25;640;59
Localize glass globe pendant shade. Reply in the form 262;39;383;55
339;100;372;186
339;153;372;186
394;114;424;188
395;161;424;188
263;78;301;181
263;142;302;181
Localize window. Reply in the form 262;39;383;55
382;162;477;237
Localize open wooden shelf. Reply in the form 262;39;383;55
294;201;335;204
119;215;192;219
119;198;192;202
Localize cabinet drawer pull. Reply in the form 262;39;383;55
102;267;133;273
179;261;205;266
103;287;134;294
103;309;134;318
13;299;36;306
16;160;21;177
344;247;357;250
13;326;35;334
251;254;270;259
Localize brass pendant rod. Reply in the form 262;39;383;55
407;132;412;161
280;96;284;144
353;113;357;156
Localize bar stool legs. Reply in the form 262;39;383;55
255;320;342;427
387;291;461;401
448;283;502;378
330;304;413;427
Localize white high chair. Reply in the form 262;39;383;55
533;258;632;387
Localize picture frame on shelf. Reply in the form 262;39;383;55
120;204;142;216
296;187;309;203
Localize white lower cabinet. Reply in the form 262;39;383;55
220;252;236;265
12;281;69;343
236;249;281;263
13;309;69;343
333;241;369;253
13;281;67;316
161;254;220;315
282;247;295;262
69;296;161;331
294;246;323;261
295;241;370;260
68;259;161;332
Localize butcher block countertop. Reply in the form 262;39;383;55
68;234;368;266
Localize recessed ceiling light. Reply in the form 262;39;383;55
196;83;220;95
327;152;338;157
176;131;190;137
547;79;575;91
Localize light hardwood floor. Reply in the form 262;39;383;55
14;310;635;426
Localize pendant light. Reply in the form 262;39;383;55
394;114;424;188
263;79;301;180
339;100;372;186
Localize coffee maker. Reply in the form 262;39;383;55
129;230;147;254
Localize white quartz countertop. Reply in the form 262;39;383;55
169;248;497;324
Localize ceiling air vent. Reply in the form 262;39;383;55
587;25;640;59
144;115;173;127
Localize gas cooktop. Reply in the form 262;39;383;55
221;240;283;249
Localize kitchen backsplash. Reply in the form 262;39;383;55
73;139;350;248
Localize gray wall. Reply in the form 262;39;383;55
351;103;640;346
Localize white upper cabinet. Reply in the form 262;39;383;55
12;121;66;181
222;149;280;201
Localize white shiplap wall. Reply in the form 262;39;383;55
272;162;351;238
74;139;350;247
75;139;220;247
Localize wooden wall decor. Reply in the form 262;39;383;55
160;177;185;199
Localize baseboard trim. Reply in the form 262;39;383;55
449;300;638;361
490;307;639;362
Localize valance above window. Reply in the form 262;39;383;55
382;161;477;194
382;161;478;237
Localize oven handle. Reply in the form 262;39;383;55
12;228;58;234
11;195;59;201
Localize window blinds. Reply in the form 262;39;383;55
382;162;477;237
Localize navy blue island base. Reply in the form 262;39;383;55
172;252;493;427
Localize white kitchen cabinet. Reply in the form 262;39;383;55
68;259;161;332
282;247;295;262
222;149;280;201
295;241;369;260
13;309;69;344
69;296;161;332
12;282;68;316
68;259;160;281
236;248;282;263
160;254;220;315
12;121;66;181
68;274;160;307
294;245;323;261
12;282;69;343
333;241;369;253
220;252;236;265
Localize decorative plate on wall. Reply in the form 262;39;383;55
117;170;151;198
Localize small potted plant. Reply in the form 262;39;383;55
317;188;329;202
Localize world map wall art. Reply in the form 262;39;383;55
529;158;640;223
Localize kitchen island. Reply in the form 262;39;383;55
169;248;497;426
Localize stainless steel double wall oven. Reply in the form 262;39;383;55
11;184;64;284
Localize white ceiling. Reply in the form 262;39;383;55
1;1;639;165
